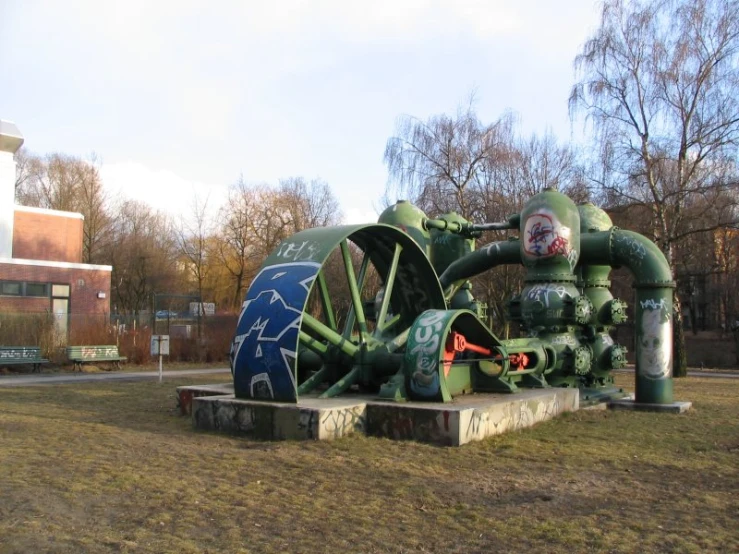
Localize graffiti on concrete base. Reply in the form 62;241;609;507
320;407;366;439
464;394;566;443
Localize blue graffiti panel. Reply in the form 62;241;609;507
231;262;320;402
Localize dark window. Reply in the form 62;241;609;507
0;281;21;296
26;283;49;297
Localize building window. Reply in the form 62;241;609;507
51;284;70;298
0;281;52;297
0;281;21;296
26;283;50;297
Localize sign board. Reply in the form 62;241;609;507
150;335;170;356
189;302;215;316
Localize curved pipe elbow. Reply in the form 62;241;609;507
438;240;521;289
580;229;674;288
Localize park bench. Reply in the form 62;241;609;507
0;346;49;373
66;345;127;371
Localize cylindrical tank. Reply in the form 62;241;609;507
577;203;629;381
378;201;431;256
519;188;581;282
577;203;616;324
429;212;475;276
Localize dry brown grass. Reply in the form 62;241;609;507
0;373;737;554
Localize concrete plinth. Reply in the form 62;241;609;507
608;399;692;413
177;383;234;416
192;395;367;440
367;389;579;446
189;388;579;446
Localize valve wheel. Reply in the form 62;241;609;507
230;224;445;402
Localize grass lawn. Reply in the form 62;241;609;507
0;373;737;553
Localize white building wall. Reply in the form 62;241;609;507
0;120;24;259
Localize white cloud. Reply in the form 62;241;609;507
343;207;381;225
100;162;228;222
5;0;603;230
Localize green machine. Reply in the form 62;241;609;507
230;188;675;405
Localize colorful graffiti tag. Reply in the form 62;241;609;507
523;211;572;258
231;261;320;401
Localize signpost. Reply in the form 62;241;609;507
150;335;170;383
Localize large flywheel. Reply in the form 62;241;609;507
230;224;445;402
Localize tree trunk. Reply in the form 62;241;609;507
673;290;688;377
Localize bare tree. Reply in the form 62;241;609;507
176;195;216;336
13;147;43;205
277;176;341;229
383;97;588;335
108;200;179;316
76;155;112;264
384;98;516;219
216;177;267;309
216;176;342;310
570;0;739;376
15;150;113;263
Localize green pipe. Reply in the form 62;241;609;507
376;243;401;332
581;230;675;404
302;313;359;358
315;271;337;331
297;365;331;395
438;239;521;289
386;327;410;353
319;365;361;398
299;330;329;355
340;241;369;340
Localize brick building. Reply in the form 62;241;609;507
0;120;112;342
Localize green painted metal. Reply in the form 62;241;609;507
438;239;521;289
427;212;476;276
231;188;677;406
580;229;675;403
403;309;556;401
377;201;431;255
575;203;629;396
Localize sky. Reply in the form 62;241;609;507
0;0;602;224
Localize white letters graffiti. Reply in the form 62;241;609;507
525;284;569;308
276;240;320;261
410;311;447;388
550;335;577;346
640;298;667;310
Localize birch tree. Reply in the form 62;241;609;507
570;0;739;376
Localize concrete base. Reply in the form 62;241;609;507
177;383;234;416
189;388;579;446
608;399;692;413
581;393;634;411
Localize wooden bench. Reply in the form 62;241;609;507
66;345;127;371
0;346;49;373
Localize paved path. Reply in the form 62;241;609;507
615;368;738;379
0;367;231;387
0;367;734;388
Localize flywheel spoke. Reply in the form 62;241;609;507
302;312;359;358
340;240;370;342
315;270;337;331
376;242;402;332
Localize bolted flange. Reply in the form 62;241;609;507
609;299;628;325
